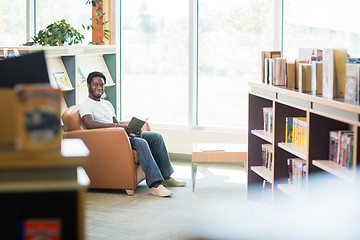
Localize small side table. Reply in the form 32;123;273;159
192;143;247;192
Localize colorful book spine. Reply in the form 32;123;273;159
287;158;307;189
262;144;273;170
263;107;273;133
291;117;307;147
285;117;294;143
345;63;360;104
329;130;354;169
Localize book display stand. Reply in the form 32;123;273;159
248;81;359;203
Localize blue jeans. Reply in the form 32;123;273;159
129;132;174;188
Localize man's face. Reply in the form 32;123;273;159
88;76;105;101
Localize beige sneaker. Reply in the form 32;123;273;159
150;184;173;197
163;177;186;187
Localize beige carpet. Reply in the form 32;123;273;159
85;161;249;240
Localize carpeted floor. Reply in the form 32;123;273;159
85;161;249;240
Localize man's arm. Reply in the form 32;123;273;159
82;114;131;135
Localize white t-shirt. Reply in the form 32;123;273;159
78;97;116;124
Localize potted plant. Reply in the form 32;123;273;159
24;19;84;46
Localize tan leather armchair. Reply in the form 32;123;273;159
61;105;149;195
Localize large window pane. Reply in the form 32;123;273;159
121;0;189;125
36;1;91;45
0;0;26;46
283;0;360;59
198;0;274;128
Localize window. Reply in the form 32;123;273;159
0;0;26;46
36;0;91;44
121;0;189;125
197;0;274;128
283;0;360;59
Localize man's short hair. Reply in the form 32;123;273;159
87;71;106;85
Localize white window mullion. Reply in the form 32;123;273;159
189;0;198;128
26;0;36;42
274;0;283;52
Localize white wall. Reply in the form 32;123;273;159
152;127;248;155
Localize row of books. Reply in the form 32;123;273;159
262;107;273;133
329;130;354;169
261;48;360;103
261;144;273;170
0;48;20;60
52;68;114;90
285;117;307;147
287;158;306;189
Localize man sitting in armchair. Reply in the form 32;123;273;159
78;71;185;197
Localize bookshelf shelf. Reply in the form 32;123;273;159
248;81;360;203
278;142;307;160
277;183;307;203
250;166;273;184
251;129;273;143
312;160;355;182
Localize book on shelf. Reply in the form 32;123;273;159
101;91;108;100
286;61;296;88
298;48;323;63
18;218;61;240
333;48;347;98
311;61;323;95
261;50;281;83
2;47;8;59
77;67;87;88
298;63;312;93
322;48;336;99
285;117;294;143
274;58;287;86
287;158;306;189
344;63;360;104
52;71;73;90
322;48;348;99
101;70;114;86
329;130;353;169
268;58;275;85
262;107;273;133
261;144;273;170
292;117;307;147
295;59;308;89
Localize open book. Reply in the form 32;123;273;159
128;117;146;137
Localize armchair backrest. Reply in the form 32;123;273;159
61;105;85;132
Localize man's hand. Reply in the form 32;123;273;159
135;129;142;138
122;125;132;136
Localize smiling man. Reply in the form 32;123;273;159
78;71;185;197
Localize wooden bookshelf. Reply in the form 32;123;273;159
248;81;359;203
0;139;89;239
